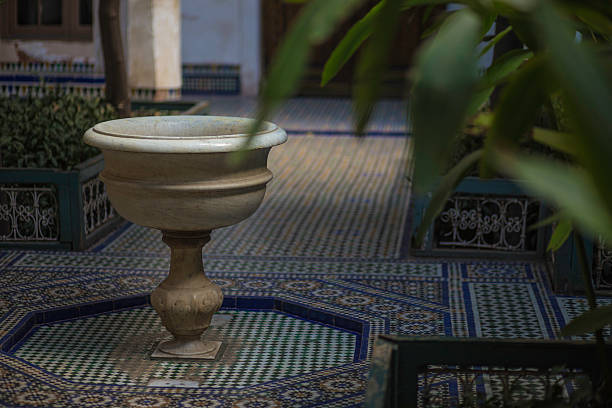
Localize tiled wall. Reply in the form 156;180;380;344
0;63;241;99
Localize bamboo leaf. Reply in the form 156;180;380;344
251;0;366;138
321;2;383;87
481;56;554;177
321;0;454;87
466;50;532;117
420;9;455;39
561;304;612;336
547;218;572;252
479;25;512;57
479;12;497;38
413;149;483;247
532;127;579;156
411;9;481;192
480;49;533;90
466;86;494;117
353;0;403;134
528;211;564;231
498;153;612;244
533;2;612;210
573;6;612;38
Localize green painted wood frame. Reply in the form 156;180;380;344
365;335;612;408
410;177;551;259
0;154;123;250
0;100;209;250
409;176;598;295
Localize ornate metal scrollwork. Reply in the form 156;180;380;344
82;177;116;237
593;237;612;291
419;365;589;407
434;194;540;252
0;185;59;241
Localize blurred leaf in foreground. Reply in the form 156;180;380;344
498;152;612;245
353;0;403;134
411;8;481;192
251;0;366;139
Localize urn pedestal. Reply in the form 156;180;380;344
84;116;287;359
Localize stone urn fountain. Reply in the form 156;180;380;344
84;116;286;359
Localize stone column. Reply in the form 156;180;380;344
128;0;182;101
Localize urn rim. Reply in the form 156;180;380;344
84;115;287;153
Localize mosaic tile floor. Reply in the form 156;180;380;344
16;309;357;388
0;98;601;407
204;96;409;135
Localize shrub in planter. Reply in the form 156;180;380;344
250;0;612;401
0;94;116;169
0;94;120;250
410;119;571;258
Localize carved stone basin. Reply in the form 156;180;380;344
84;116;286;359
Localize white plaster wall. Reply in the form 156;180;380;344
181;0;261;95
181;0;241;64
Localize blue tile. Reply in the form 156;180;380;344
334;315;362;333
113;295;148;310
13;317;34;342
308;308;335;326
1;335;15;352
282;301;309;319
79;300;114;317
221;296;237;309
274;299;283;311
44;307;79;323
34;311;45;325
359;338;369;360
236;296;274;310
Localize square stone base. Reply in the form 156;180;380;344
151;340;223;361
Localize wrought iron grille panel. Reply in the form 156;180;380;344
82;177;116;237
0;184;59;241
593;237;612;291
418;365;589;407
434;194;540;252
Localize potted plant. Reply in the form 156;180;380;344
0;93;209;250
246;0;612;403
0;93;122;250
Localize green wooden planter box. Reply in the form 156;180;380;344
365;335;612;407
0;100;209;251
408;176;610;295
0;154;124;250
410;177;550;259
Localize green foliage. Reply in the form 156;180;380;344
250;0;367;138
447;127;569;177
253;0;612;368
562;304;612;337
413;148;483;247
0;94;117;170
480;56;556;177
321;1;383;87
411;8;481;192
353;0;403;133
321;0;450;87
531;127;578;157
547;219;572;251
498;153;612;245
479;25;512;57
